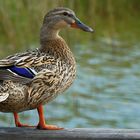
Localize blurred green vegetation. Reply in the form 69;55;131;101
0;0;140;57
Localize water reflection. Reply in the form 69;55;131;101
0;38;140;128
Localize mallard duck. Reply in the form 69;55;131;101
0;7;93;130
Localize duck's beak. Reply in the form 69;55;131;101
71;17;94;33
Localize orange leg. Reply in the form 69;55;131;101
13;112;33;127
37;105;63;130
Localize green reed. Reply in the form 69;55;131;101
0;0;139;57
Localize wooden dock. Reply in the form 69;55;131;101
0;128;140;140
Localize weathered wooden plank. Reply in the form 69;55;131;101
0;128;140;140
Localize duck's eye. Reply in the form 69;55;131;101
63;12;69;16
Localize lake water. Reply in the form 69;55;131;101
0;37;140;128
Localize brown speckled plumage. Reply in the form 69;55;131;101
0;7;93;129
0;37;76;112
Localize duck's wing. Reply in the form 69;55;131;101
0;66;36;84
0;49;55;68
0;49;55;84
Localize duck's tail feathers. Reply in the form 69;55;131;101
0;92;9;102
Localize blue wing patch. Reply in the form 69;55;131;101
9;66;35;78
0;66;36;79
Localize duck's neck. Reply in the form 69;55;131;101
39;26;75;65
40;25;60;43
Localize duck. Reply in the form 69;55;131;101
0;7;93;130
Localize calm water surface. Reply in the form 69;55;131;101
0;37;140;128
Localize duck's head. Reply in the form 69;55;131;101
42;7;94;33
